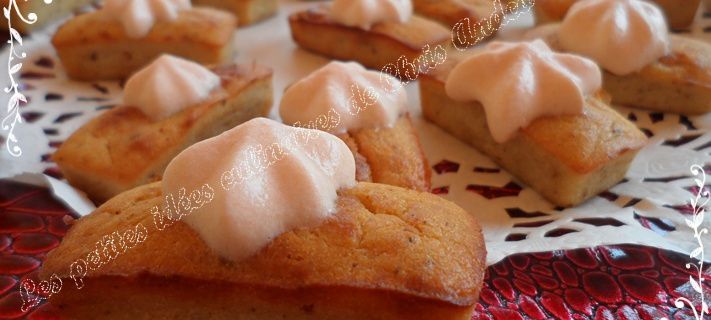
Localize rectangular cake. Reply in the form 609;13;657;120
52;7;236;80
53;64;273;203
419;54;647;206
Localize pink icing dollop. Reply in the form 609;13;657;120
558;0;670;75
162;118;356;262
123;55;221;121
103;0;191;38
445;40;602;143
330;0;413;30
280;61;407;134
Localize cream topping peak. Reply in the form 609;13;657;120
103;0;191;38
280;61;407;134
123;55;221;121
558;0;670;75
330;0;413;30
162;118;356;261
445;40;602;143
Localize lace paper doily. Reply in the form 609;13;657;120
1;1;710;265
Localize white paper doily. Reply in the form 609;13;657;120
1;0;710;265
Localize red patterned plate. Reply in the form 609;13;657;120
0;179;706;320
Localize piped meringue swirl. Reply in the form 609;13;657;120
558;0;670;75
103;0;191;38
123;55;221;121
162;118;356;262
445;40;602;143
330;0;413;30
280;61;407;134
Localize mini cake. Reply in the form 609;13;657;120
39;118;486;319
52;0;236;81
420;40;647;207
526;0;711;115
53;55;273;203
288;0;451;79
0;0;93;34
192;0;277;26
534;0;701;30
280;61;431;192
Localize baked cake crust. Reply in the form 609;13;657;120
41;182;486;319
420;57;647;207
338;115;431;192
52;64;273;204
604;36;711;115
288;7;450;78
193;0;278;26
412;0;498;28
650;0;701;30
52;7;237;80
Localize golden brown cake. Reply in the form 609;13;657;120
534;0;701;29
52;64;273;204
420;53;647;207
279;61;431;192
288;7;451;79
651;0;701;30
533;0;576;24
40;181;486;319
533;27;711;115
413;0;532;30
412;0;498;28
336;115;431;192
52;7;236;81
193;0;277;26
0;0;94;34
603;36;711;114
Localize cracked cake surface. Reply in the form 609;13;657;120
42;181;485;306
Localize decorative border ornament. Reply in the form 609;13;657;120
2;0;52;157
665;164;710;320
